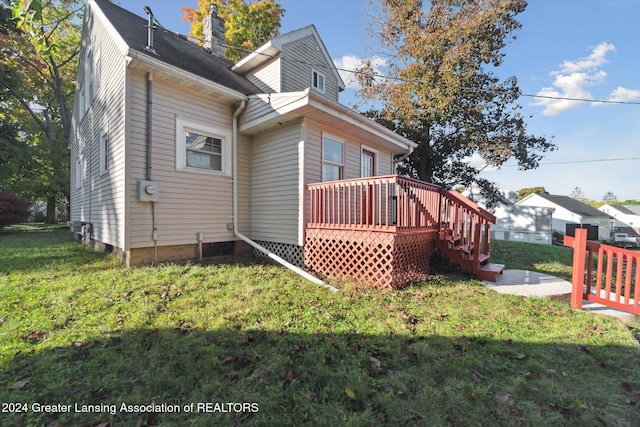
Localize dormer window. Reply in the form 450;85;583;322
312;69;325;92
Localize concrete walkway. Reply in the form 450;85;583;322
483;269;638;324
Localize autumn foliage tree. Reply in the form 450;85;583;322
356;0;554;205
182;0;284;62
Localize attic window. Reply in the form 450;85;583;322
312;69;325;92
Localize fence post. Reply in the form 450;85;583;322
571;228;587;309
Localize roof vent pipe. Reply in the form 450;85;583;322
143;6;156;54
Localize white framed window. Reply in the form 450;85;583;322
75;157;83;189
361;146;378;178
176;117;231;175
312;69;325;92
85;49;93;112
322;135;344;181
99;132;109;175
92;46;101;99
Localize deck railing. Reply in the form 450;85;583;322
307;175;441;232
564;229;640;316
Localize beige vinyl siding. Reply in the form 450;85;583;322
127;72;242;248
281;35;339;101
246;58;281;93
250;120;302;245
302;118;394;225
70;5;126;249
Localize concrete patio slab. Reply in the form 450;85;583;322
483;269;638;324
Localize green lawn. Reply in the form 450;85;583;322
1;226;639;426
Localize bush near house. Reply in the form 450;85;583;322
0;191;30;229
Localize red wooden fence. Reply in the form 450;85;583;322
564;228;640;316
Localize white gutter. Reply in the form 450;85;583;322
394;146;414;170
231;101;337;292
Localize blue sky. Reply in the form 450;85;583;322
120;0;640;201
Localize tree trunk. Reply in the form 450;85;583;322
45;196;57;224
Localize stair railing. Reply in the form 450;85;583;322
438;189;496;275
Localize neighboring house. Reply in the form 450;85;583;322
462;188;554;245
517;193;612;241
70;0;500;287
599;204;640;235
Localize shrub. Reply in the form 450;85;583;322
0;192;30;229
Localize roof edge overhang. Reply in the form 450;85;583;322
240;89;415;154
126;49;249;103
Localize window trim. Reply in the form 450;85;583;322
311;69;325;93
75;157;83;189
322;133;345;182
360;145;378;178
175;116;231;176
99;132;109;176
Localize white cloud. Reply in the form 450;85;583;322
531;42;639;116
333;55;387;90
607;86;640;103
558;42;615;73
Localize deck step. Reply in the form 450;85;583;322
478;263;505;282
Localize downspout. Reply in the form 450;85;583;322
393;146;414;171
231;101;336;292
147;72;158;265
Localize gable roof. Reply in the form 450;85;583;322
603;204;640;216
526;193;608;218
92;0;259;96
240;89;415;154
232;25;346;91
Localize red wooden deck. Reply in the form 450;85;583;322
305;175;502;288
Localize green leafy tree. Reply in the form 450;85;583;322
516;186;547;202
356;0;554;205
1;0;82;222
182;0;284;62
570;186;585;201
602;191;617;204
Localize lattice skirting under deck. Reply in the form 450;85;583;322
304;229;437;289
253;241;304;267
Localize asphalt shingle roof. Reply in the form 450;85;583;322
535;194;610;218
606;204;640;216
94;0;260;96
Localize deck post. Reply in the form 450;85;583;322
571;228;587;310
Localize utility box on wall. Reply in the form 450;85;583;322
138;180;160;202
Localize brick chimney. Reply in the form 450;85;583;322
203;5;226;59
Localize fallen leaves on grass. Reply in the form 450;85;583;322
20;331;45;343
549;402;571;419
470;371;485;384
496;393;514;406
345;387;356;399
8;377;31;390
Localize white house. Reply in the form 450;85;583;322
462;188;554;245
599;204;640;235
70;0;418;264
69;0;500;286
518;193;613;241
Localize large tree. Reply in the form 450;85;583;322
182;0;284;62
356;0;554;205
0;0;82;222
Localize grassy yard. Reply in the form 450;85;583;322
1;226;639;426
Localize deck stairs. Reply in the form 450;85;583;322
435;190;505;282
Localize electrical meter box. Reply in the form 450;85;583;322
138;180;160;202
